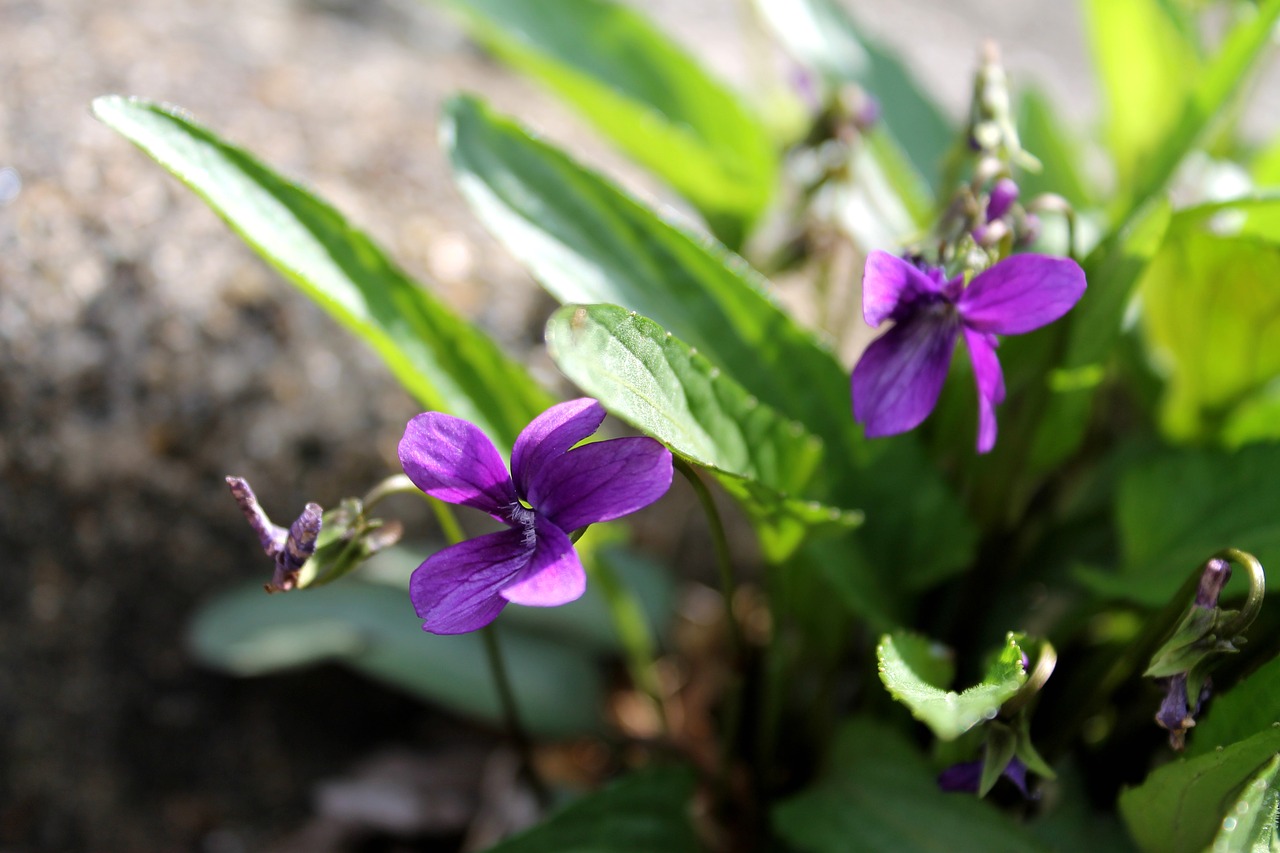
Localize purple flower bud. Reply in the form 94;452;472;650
854;94;881;133
226;475;323;593
1155;672;1211;750
1194;558;1232;609
986;178;1019;221
1016;213;1041;247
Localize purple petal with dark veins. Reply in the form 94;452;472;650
528;437;673;533
399;412;517;518
962;327;1006;454
409;527;533;634
862;250;950;327
511;398;605;502
499;518;587;607
852;310;960;438
956;254;1086;335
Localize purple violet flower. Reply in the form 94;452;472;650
852;250;1086;453
399;398;673;635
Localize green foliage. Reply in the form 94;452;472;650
426;0;777;246
483;767;701;853
1119;727;1280;853
1079;443;1280;603
1209;755;1280;853
1188;656;1280;758
876;632;1027;741
545;304;860;560
773;718;1051;852
91;95;550;455
1138;225;1280;443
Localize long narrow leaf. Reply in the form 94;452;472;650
428;0;776;246
92;96;551;454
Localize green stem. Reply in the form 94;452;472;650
593;555;670;734
1217;547;1266;638
482;624;550;807
428;496;548;806
675;459;743;658
674;458;744;805
360;473;419;511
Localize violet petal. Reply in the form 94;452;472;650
528;437;674;533
499;518;587;607
399;413;518;518
956;254;1086;335
511;398;605;502
852;310;960;438
409;528;532;634
962;327;1006;454
862;250;949;327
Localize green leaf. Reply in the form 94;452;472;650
1189;656;1280;758
1027;0;1280;469
1122;0;1280;218
545;304;859;558
773;718;1051;853
752;0;952;189
446;95;976;590
187;578;603;737
1119;726;1280;853
1138;227;1280;442
484;767;700;853
1084;0;1201;192
1210;754;1280;853
877;632;1027;741
444;94;851;455
92;95;550;455
1080;443;1280;604
429;0;776;245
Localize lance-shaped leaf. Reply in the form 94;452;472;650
444;95;851;454
877;632;1027;741
92;95;551;454
1119;726;1280;853
546;304;860;560
752;0;951;190
484;766;700;853
427;0;776;246
773;718;1051;853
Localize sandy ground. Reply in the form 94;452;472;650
1;0;1270;849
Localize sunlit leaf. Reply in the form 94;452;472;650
92;95;550;455
877;632;1026;741
428;0;777;246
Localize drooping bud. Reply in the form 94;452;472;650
986;178;1020;222
225;475;323;593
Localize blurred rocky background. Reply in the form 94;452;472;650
0;0;1178;848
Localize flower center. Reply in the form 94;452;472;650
508;501;538;549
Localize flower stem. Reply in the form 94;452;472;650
481;623;551;808
674;458;744;805
675;459;743;658
592;554;670;734
429;496;549;807
360;473;419;511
